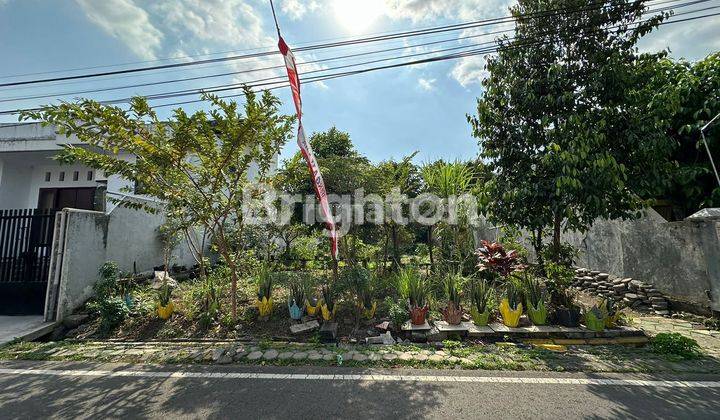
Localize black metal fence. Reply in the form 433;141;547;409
0;208;57;314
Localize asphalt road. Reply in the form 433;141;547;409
1;360;719;419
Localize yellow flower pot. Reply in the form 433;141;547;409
157;302;174;319
320;303;337;321
499;298;522;327
362;302;377;320
306;299;321;316
256;297;273;317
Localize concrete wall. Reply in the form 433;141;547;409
475;208;720;312
53;199;202;319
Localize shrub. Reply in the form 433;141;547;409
94;261;120;298
384;296;409;328
651;333;701;359
94;297;129;334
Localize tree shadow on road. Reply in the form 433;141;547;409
0;362;448;419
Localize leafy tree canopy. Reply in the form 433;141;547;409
469;0;674;257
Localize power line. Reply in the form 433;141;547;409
0;0;682;88
5;7;714;119
0;0;704;103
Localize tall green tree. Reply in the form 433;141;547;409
469;0;673;260
22;89;294;318
640;52;720;217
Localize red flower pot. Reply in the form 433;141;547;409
409;305;429;325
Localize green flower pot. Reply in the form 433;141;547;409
585;311;606;332
470;307;490;326
526;300;548;326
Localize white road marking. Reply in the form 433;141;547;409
1;368;719;387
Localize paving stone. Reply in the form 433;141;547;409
233;351;248;361
428;354;444;362
216;354;233;364
414;354;428;361
383;352;398;361
352;353;368;362
246;351;263;360
211;348;225;361
278;351;294;360
398;352;413;361
368;353;382;361
262;349;279;360
322;354;335;361
292;351;308;360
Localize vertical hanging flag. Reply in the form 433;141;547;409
278;35;339;259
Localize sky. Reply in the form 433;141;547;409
0;0;719;164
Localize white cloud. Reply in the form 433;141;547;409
417;77;436;91
383;0;512;22
449;55;490;88
281;0;320;20
75;0;163;60
638;15;720;61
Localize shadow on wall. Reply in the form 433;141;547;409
474;208;720;312
53;197;204;321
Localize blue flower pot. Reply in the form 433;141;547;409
288;301;303;320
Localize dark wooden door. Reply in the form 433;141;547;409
38;187;96;211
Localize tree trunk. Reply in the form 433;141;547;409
552;213;562;263
428;226;435;272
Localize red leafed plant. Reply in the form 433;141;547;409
476;240;526;277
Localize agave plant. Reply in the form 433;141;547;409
321;283;335;313
397;268;428;309
256;265;273;301
441;273;464;325
397;268;429;325
520;274;547;325
289;281;305;307
470;279;494;315
476;240;526;278
505;279;522;310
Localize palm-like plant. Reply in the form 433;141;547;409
321;283;335;312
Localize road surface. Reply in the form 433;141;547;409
1;360;719;419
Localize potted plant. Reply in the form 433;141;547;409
600;297;623;328
476;240;526;277
360;287;376;320
320;283;337;321
287;281;305;321
255;265;273;319
441;274;464;325
555;288;581;327
584;305;607;332
342;266;374;324
156;280;174;319
469;279;494;326
305;292;321;316
499;280;523;327
522;275;548;325
398;268;429;325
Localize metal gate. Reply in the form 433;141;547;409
0;208;56;315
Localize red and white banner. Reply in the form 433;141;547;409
278;36;338;259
